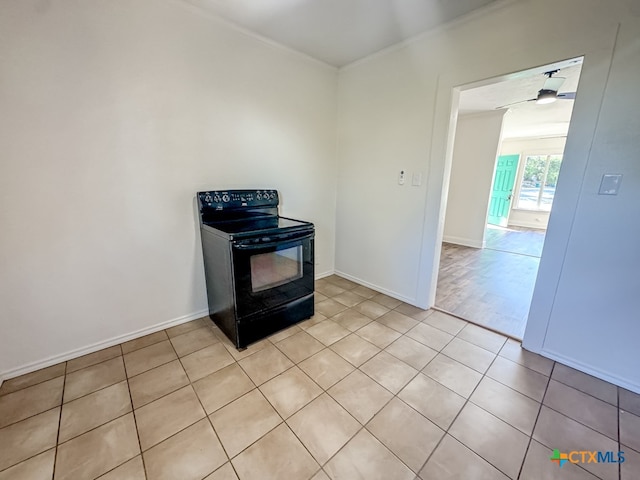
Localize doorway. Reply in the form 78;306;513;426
435;59;583;339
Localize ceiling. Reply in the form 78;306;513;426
185;0;500;67
459;60;584;139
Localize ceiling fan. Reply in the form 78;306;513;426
497;70;577;109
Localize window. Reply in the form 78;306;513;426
517;154;562;211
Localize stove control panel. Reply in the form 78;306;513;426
198;189;279;210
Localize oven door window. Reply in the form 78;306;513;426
250;245;303;293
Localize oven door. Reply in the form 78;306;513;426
231;230;314;319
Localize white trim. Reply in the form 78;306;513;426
442;235;485;249
315;270;334;280
334;270;416;305
525;345;640;395
0;309;208;382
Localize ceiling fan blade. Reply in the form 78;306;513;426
557;91;577;100
496;98;536;109
543;76;566;92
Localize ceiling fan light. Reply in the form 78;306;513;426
536;89;557;104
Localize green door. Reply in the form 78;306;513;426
487;154;519;227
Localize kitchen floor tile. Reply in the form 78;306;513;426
313;292;329;304
370;293;402;309
354;300;390;319
325;275;359;290
533;406;619;480
470;376;540;435
331;309;373;332
406;323;453;351
314;282;346;298
0;408;59;471
121;331;168;355
355;321;401;349
328;370;393;424
360;351;418;394
394;303;430;319
449;402;529;479
298;313;328;331
165;318;205;338
259;366;322;418
0;449;55;480
287;393;360;465
219;337;269;361
305;320;350;346
128;359;190;409
170;327;219;357
620;410;640;452
99;456;146;480
498;339;554;376
54;413;139;480
419;434;509;480
422;310;467;335
59;380;131;443
193;363;255;415
314;299;348;317
375;310;419;333
422;354;482;398
384;336;438;370
238;344;294;386
544;379;618;440
204;462;239;480
622;446;640;480
135;385;206;450
209;389;282;458
181;343;235;382
324;429;414;480
298;349;355;390
520;440;600;480
143;418;227;480
0;363;65;397
351;285;377;299
276;330;327;363
332;290;366;308
486;355;549;402
0;376;64;428
620;387;640;416
456;323;507;353
123;340;177;378
66;345;122;373
267;324;302;344
552;363;618;405
63;356;126;403
398;374;465;430
441;337;496;373
232;424;319;480
329;333;380;367
366;397;444;472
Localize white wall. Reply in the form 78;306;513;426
335;0;640;391
0;0;338;377
500;136;567;230
443;111;505;248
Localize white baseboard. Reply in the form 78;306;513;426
531;346;640;395
333;270;416;306
315;270;334;280
442;235;484;249
0;309;209;382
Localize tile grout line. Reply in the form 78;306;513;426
515;358;555;479
121;341;149;480
51;360;68;480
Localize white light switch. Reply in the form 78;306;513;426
398;170;406;185
599;174;623;195
412;172;422;186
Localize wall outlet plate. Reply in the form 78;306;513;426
398;170;406;185
599;174;623;195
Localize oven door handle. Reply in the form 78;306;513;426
232;232;313;251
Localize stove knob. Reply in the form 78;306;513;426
204;195;212;203
270;193;276;199
222;194;230;202
213;195;221;202
256;193;262;200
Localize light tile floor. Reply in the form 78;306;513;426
0;274;638;480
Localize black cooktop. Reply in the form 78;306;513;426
203;216;312;238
